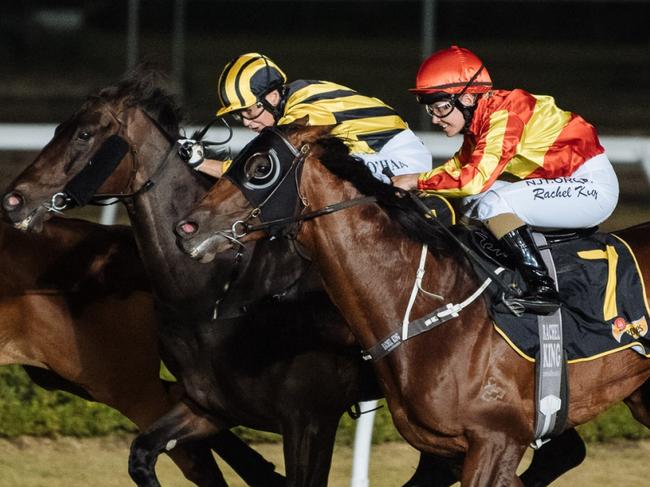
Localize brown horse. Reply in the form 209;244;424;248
0;71;589;487
175;125;650;486
0;216;284;486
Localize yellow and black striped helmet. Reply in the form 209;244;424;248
217;53;287;117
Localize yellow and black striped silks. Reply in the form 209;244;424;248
278;80;409;154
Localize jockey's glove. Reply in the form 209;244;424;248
177;139;205;168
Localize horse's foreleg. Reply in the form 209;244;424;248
461;432;526;487
519;428;586;487
282;414;339;487
208;430;286;486
128;400;227;487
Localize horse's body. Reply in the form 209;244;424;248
0;216;282;486
175;126;650;486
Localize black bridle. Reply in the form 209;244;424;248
221;128;377;243
48;107;231;212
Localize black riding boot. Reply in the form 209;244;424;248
500;226;561;315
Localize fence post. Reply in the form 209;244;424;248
349;400;378;487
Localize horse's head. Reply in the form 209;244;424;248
175;124;332;262
3;70;181;231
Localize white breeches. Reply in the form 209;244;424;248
355;129;433;183
463;153;619;229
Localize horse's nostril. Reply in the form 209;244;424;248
180;221;198;236
2;192;23;211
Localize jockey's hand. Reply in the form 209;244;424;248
177;139;205;169
391;173;420;191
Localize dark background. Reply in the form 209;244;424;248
2;0;649;134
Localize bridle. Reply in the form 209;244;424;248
216;128;377;246
45;104;227;213
217;129;517;303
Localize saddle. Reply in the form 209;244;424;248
460;224;650;360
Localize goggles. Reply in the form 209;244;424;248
231;102;265;122
425;99;455;118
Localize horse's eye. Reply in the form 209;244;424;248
244;154;273;180
77;131;92;141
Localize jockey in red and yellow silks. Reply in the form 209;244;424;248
393;46;619;315
417;89;605;196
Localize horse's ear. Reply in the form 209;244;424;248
293;115;310;127
306;124;334;140
287;117;333;137
285;124;333;147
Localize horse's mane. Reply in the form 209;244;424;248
310;132;458;255
85;65;183;138
80;66;217;190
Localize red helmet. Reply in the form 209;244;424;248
409;46;492;97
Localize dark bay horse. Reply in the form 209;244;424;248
1;71;385;487
175;125;650;486
0;216;282;486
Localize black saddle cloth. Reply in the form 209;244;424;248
457;225;650;362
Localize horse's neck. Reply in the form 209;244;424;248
215;238;316;316
301;187;478;351
1;218;146;296
0;220;69;285
124;139;217;302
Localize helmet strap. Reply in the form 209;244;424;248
258;86;285;122
456;99;478;134
451;65;485;133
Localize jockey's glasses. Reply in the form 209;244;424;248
425;99;455;118
231;102;265;122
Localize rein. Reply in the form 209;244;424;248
241;195;377;236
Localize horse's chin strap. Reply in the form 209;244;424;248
43;192;69;214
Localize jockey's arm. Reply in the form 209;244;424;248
195;158;225;178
